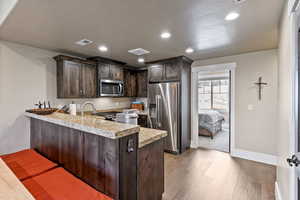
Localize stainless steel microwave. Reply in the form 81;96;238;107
99;80;124;97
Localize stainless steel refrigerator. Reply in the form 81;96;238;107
148;82;180;153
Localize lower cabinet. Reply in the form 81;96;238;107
138;114;148;128
138;139;164;200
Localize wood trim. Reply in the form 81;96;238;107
190;62;236;153
88;56;126;65
53;55;97;65
275;181;283;200
146;56;193;65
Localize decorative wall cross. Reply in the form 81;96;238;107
254;77;268;101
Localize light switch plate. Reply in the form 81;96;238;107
247;104;254;111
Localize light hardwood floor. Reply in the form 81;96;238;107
163;148;276;200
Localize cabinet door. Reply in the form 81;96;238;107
111;65;124;81
81;63;97;98
61;61;82;98
98;63;111;79
124;70;132;97
137;70;148;97
165;60;181;81
148;65;164;82
124;70;137;97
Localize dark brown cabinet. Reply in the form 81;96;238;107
81;63;98;98
88;57;125;81
164;60;181;81
148;64;164;82
148;58;182;82
110;65;124;81
123;69;148;98
54;55;97;98
124;70;137;97
136;70;148;97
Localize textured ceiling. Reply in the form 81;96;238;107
0;0;285;66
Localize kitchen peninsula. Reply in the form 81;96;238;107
25;112;167;200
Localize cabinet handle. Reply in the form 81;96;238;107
127;139;135;153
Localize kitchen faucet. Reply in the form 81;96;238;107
80;101;97;116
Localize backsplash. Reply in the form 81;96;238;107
52;98;134;112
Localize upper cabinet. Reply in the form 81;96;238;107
124;69;137;97
136;70;148;97
54;55;97;98
148;64;164;82
124;69;148;98
88;57;125;81
147;56;192;83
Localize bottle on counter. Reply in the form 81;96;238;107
69;101;77;116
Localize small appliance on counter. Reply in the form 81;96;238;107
69;101;77;116
115;109;139;125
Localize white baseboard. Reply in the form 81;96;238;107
275;182;283;200
190;140;198;149
231;148;277;166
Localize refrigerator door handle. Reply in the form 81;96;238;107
156;95;161;127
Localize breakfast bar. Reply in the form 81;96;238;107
24;112;167;200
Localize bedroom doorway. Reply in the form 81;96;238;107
191;63;236;154
197;71;230;152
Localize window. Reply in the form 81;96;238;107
198;79;229;111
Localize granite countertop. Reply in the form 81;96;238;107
25;112;167;148
25;112;140;139
138;128;167;148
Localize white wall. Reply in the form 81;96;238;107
192;49;278;156
0;0;18;26
0;40;133;155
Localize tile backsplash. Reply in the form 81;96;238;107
53;98;134;111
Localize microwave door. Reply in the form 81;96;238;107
100;80;124;96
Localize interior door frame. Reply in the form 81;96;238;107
289;0;300;199
191;63;236;154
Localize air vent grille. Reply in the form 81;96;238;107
233;0;246;4
128;48;150;56
75;39;93;46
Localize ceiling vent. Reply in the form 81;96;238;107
75;39;93;46
128;48;150;56
233;0;246;4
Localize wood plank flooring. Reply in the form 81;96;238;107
163;148;276;200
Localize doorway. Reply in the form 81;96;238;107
197;71;230;152
191;63;236;154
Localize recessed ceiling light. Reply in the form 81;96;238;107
161;32;171;39
98;45;108;52
138;58;145;63
185;48;194;54
225;12;240;21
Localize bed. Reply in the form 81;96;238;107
198;110;225;139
